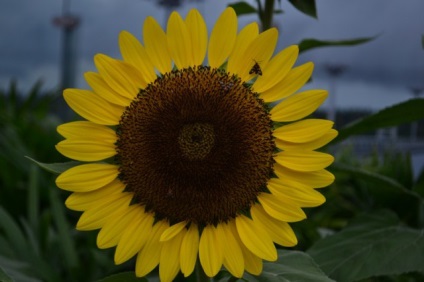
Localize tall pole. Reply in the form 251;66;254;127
53;0;80;91
325;64;347;123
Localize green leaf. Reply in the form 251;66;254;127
288;0;317;18
28;164;40;231
331;163;417;198
0;266;14;282
334;98;424;143
25;156;81;174
228;2;257;16
97;272;148;282
243;250;334;281
299;36;375;53
0;256;40;282
331;163;423;223
308;210;424;282
0;207;29;257
49;188;79;270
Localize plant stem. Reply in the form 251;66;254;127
194;261;210;282
262;0;275;31
28;164;39;230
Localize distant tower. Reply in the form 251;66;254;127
325;64;347;123
53;0;80;90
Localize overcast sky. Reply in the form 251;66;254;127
1;0;424;111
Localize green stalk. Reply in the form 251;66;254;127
28;164;39;230
194;261;210;282
262;0;275;31
49;187;79;270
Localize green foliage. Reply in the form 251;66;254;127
216;250;334;281
228;1;284;31
288;0;316;18
97;272;148;282
228;2;257;16
308;210;424;282
245;250;334;281
330;162;423;226
0;267;14;282
0;80;63;218
26;156;81;174
334;98;424;143
0;81;121;281
298;37;376;53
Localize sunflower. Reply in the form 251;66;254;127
55;7;336;281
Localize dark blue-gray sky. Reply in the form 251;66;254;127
1;0;424;110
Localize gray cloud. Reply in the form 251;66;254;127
1;0;423;110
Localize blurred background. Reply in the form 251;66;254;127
1;0;424;281
2;0;424;106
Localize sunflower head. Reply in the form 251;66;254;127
55;7;336;281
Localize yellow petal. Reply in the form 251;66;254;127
143;16;172;74
167;11;192;69
119;31;157;84
94;54;145;99
275;129;338;151
84;72;132;107
260;62;314;102
65;179;125;211
159;228;185;282
180;223;199;277
56;164;118;192
227;22;259;75
251;204;298;247
199;225;224;277
274;165;335;188
235;215;277;261
231;223;263;275
76;193;132;230
257;193;306;222
267;178;326;207
273;119;334;143
97;204;140;249
135;220;169;277
185;9;207;65
270;89;328;122
208;7;237;68
232;28;278;82
56;121;117;161
274;151;334;172
114;208;154;264
63;89;124;126
222;222;244;278
160;221;187;242
57;121;116;141
240;243;262;275
252;45;299;92
56;140;116;162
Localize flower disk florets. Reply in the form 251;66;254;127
116;66;275;225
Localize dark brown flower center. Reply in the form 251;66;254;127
178;123;215;160
116;66;274;225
